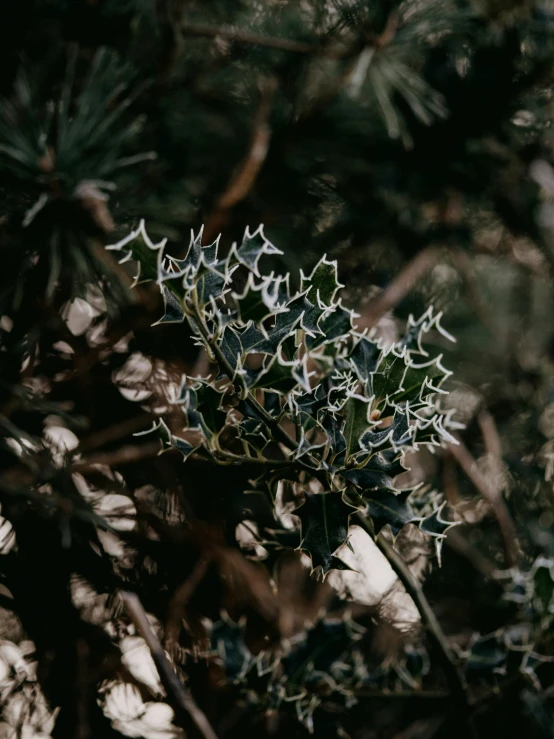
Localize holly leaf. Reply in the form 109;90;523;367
320;412;346;464
219;326;244;376
340;453;404;490
342;394;372;458
397;307;455;358
232;225;283;276
232;272;288;326
244;353;302;395
196;268;227;307
531;558;554;614
306;304;353;350
363;488;420;538
419;503;459;564
348;335;381;386
359;406;413;452
195;383;228;436
106;219;167;285
370;349;408;405
466;633;506;673
211;613;252;681
300;256;343;307
293;385;329;430
395;356;451;404
276;292;326;339
294;492;357;574
134;418;198;460
155;283;185;325
171;228;220;275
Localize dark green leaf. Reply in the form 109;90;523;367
364;488;419;537
300;256;343;307
294;492;356;574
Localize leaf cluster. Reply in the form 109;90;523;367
109;221;459;575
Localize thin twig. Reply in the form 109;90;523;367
450;249;499;339
445;528;496;578
203;78;276;243
181;22;345;57
351;517;476;735
447;436;520;567
477;409;502;460
164;557;211;652
120;591;219;739
73;442;162;472
78;414;153;452
361;246;442;328
354;689;450;699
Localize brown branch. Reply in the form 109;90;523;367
164;557;211;653
354;689;450;700
361;246;442;328
203;78;276;243
78;414;153;452
73;442;162;472
445;528;497;578
120;591;219;739
351;517;476;735
181;22;344;57
447;436;520;567
450;249;499;339
477;409;502;460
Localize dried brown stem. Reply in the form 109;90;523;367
73;442;162;472
203;78;276;243
448;436;520;567
164;557;210;653
181;22;344;57
445;528;497;578
78;414;153;452
120;590;219;739
450;249;499;338
362;246;442;327
362;524;476;736
352;519;467;700
477;409;502;460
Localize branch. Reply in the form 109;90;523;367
477;409;502;460
120;591;219;739
78;414;153;452
353;513;475;734
361;246;442;328
164;557;211;654
203;78;276;243
447;435;520;567
445;528;497;578
181;22;345;57
73;442;162;472
354;689;450;700
450;249;499;339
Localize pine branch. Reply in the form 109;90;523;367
180;22;346;58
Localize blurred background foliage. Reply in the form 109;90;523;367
1;1;554;738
